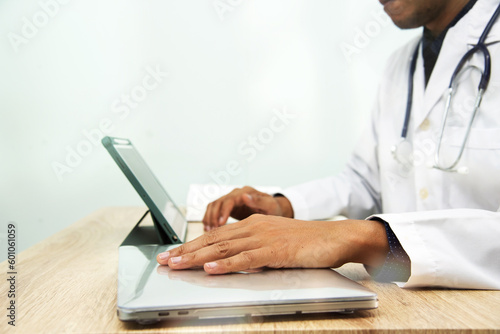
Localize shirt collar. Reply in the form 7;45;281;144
422;0;478;85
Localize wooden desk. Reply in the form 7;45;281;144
2;207;500;333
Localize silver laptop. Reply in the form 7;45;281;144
102;136;377;324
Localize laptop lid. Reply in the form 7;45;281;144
118;244;378;324
102;136;187;244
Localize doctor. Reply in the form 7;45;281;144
158;0;500;289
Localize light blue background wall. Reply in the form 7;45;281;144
0;0;419;260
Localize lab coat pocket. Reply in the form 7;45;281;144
447;127;500;150
444;127;500;169
443;127;500;211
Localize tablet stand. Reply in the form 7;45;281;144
120;210;172;246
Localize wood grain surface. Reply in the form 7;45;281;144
1;207;499;333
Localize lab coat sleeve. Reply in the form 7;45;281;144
370;209;500;289
282;101;383;221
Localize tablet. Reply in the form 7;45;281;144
102;136;187;244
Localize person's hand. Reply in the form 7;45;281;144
202;186;293;231
157;214;389;274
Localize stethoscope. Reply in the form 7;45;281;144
391;3;500;174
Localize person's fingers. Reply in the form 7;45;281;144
166;237;260;270
202;188;251;230
241;193;255;208
208;199;223;230
203;199;230;231
218;199;235;227
157;221;250;265
203;248;272;274
202;202;213;231
201;186;289;231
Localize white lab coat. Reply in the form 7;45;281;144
283;0;500;289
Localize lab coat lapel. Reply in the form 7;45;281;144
418;0;500;127
467;0;500;43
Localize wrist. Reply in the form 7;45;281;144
347;219;389;268
274;195;294;218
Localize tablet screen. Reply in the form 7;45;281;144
104;138;186;242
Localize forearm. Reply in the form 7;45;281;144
157;215;390;274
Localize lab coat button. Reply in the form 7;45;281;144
419;118;430;131
419;188;429;200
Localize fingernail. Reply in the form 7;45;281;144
158;252;170;260
245;194;253;201
205;262;217;269
170;256;182;264
218;217;225;224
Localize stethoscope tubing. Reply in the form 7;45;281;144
395;2;500;173
450;44;491;91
